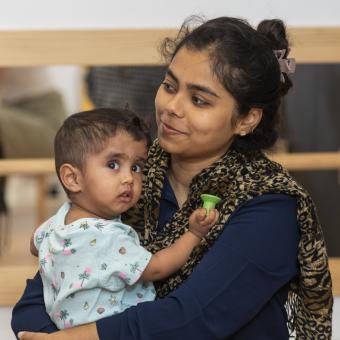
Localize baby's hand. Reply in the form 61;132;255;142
188;208;219;239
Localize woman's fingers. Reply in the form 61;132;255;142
18;332;48;340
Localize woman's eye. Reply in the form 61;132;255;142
108;161;120;170
131;164;142;173
192;96;208;106
162;81;175;93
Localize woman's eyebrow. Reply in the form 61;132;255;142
187;83;219;98
166;67;219;98
166;68;178;82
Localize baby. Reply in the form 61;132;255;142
31;108;218;329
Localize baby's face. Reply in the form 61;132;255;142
78;130;148;219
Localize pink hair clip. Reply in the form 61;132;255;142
273;49;296;82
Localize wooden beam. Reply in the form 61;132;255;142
330;258;340;297
289;27;340;64
0;152;340;176
0;158;54;175
0;27;340;66
0;29;175;66
269;152;340;171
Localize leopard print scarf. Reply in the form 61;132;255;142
125;140;333;339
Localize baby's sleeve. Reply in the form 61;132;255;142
33;221;51;251
99;225;152;289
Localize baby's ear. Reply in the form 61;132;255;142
59;163;83;193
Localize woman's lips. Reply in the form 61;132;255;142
161;121;186;135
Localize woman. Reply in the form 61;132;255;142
12;16;333;339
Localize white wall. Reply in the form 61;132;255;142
1;0;340;29
46;66;82;114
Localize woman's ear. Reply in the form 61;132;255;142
235;108;263;136
59;163;83;194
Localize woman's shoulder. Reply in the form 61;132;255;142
240;151;310;199
241;192;296;205
229;192;297;223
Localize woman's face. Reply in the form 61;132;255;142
155;47;240;161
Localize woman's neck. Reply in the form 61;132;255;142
168;154;221;207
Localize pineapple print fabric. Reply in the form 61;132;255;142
34;202;155;329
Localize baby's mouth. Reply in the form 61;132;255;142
117;190;133;202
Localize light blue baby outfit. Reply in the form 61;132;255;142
34;202;155;329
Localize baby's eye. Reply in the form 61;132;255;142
131;164;142;173
108;161;120;170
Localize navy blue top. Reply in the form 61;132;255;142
11;178;299;339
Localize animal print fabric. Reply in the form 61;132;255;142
125;140;333;339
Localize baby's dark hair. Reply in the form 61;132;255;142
54;107;151;192
161;16;293;155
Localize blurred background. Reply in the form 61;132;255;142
0;0;339;338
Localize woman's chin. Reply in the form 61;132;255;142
158;136;181;154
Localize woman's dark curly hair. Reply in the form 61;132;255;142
160;16;293;155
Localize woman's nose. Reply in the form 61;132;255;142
165;94;184;118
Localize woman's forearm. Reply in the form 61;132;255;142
18;323;99;340
52;323;99;340
18;322;99;340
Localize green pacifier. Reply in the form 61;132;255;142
200;194;221;214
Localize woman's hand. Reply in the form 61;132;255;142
18;332;51;340
18;323;99;340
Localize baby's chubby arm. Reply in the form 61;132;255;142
140;208;219;282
